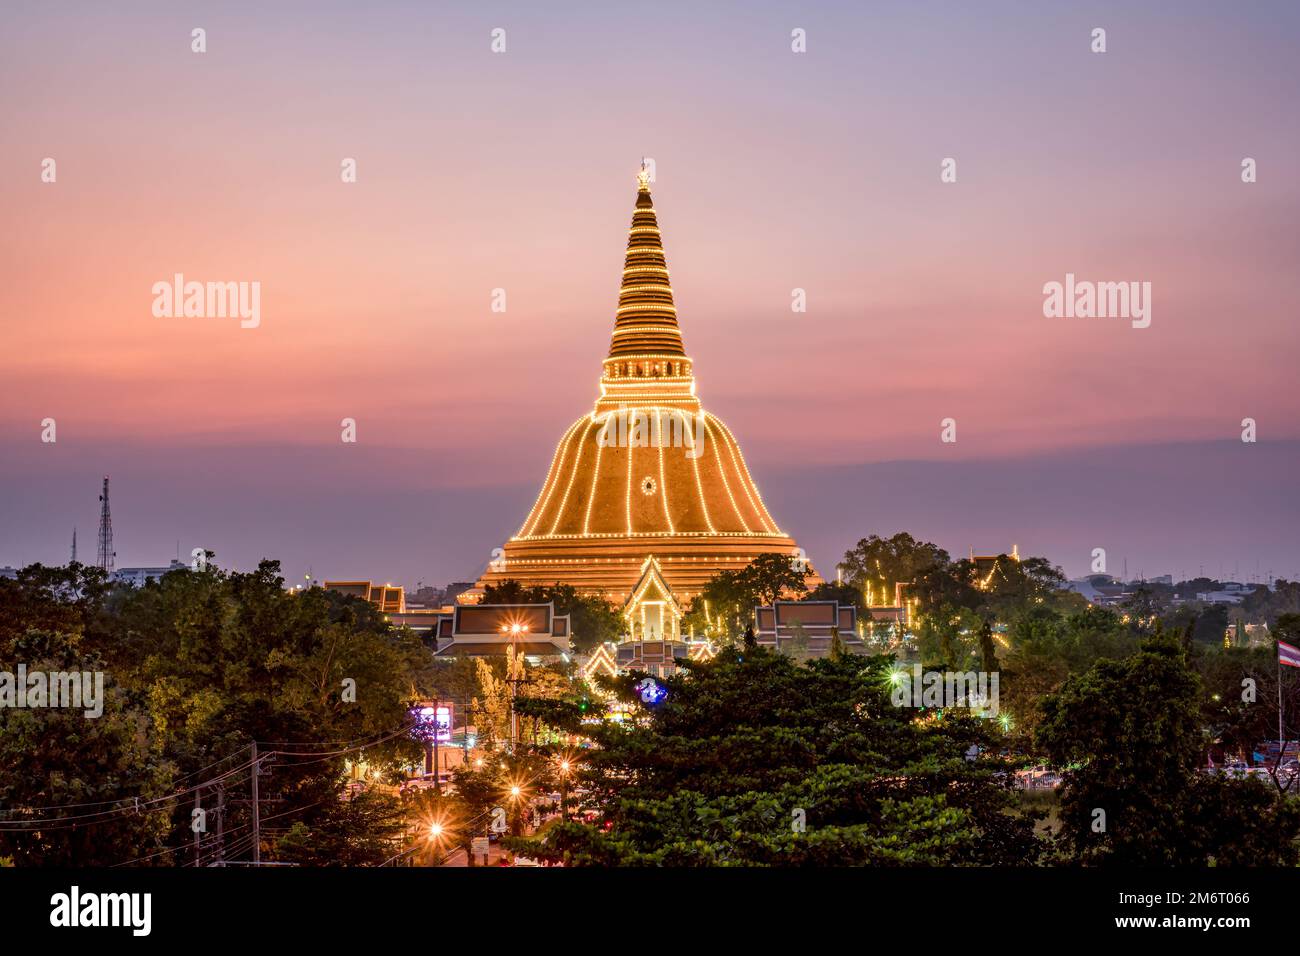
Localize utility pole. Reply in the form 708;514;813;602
214;783;226;867
251;741;261;865
1279;658;1285;771
432;711;441;794
462;694;470;766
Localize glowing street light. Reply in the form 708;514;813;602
558;755;575;822
499;621;530;748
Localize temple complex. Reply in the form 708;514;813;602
469;167;820;615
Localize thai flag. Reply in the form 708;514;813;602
1279;640;1300;669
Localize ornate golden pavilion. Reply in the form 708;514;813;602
469;167;818;606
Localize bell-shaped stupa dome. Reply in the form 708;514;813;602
471;167;817;604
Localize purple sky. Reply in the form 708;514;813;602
1;1;1297;586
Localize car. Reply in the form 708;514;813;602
398;772;452;795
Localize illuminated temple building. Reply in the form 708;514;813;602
470;168;819;612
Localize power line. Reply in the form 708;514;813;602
2;725;411;826
0;761;255;830
0;745;253;815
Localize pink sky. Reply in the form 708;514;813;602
2;1;1297;582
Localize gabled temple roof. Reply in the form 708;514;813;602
623;556;683;618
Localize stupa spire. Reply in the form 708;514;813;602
607;165;686;359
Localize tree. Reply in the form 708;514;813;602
804;580;865;610
445;763;506;864
837;533;951;602
514;647;1039;865
996;605;1141;743
0;559;428;866
1037;633;1300;865
0;629;173;866
684;554;808;644
275;789;407;866
1243;580;1300;627
739;552;809;608
683;568;750;643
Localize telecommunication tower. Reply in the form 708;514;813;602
97;476;115;572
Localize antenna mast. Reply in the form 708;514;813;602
97;476;115;573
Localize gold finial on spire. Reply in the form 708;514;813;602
637;157;650;190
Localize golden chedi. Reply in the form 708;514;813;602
470;167;819;605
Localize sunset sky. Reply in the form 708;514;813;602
2;0;1297;586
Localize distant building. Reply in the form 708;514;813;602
1066;575;1131;606
442;582;476;605
111;560;188;588
324;580;406;613
970;545;1020;590
323;579;449;636
407;585;442;608
432;603;571;660
862;582;913;634
1198;582;1255;605
753;600;862;658
0;567;18;580
1225;622;1271;649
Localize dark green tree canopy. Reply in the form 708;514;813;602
518;647;1038;866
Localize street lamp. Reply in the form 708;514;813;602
500;622;530;748
558;756;574;823
504;779;530;837
424;816;454;866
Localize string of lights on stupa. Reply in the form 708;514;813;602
469;166;818;604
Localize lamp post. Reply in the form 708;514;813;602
558;758;571;823
508;783;525;837
426;819;451;867
500;622;530;750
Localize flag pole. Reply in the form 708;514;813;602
1280;650;1285;770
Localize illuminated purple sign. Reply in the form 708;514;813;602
410;701;453;743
